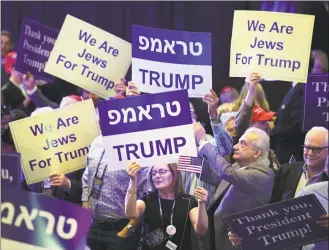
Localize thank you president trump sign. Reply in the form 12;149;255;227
98;90;197;170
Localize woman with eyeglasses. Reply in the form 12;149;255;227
125;162;208;250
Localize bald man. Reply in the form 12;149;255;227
271;126;328;203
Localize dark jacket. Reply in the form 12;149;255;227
270;161;329;203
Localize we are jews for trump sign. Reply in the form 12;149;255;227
45;14;131;99
132;25;212;98
9;99;100;185
230;11;314;83
98;90;197;170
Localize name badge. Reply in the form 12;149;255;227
166;240;177;250
90;176;103;199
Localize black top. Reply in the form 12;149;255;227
139;192;197;250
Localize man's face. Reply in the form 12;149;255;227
10;68;24;82
232;132;259;164
1;35;12;57
303;131;328;169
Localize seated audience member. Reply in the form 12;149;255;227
1;104;28;152
311;49;328;73
125;162;208;250
194;124;277;250
1;52;36;113
270;53;314;164
271;126;328;203
1;30;14;85
217;86;239;113
228;156;329;250
20;106;84;205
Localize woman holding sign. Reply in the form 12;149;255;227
125;162;208;250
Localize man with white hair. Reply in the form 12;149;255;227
271;126;329;203
194;125;276;250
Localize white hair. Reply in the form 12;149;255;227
31;107;54;117
307;126;328;146
245;127;270;159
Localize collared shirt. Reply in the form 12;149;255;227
294;164;325;197
296;181;328;250
81;135;150;222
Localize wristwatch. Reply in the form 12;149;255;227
127;224;136;234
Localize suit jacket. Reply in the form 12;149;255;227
29;88;59;109
1;80;36;114
199;143;274;250
20;169;85;205
270;161;329;204
270;83;306;163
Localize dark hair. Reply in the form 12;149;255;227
147;163;185;195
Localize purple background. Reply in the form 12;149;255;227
98;90;192;136
15;17;59;82
1;153;21;189
1;187;92;250
223;194;328;250
132;25;211;65
303;74;329;131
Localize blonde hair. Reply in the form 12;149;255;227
312;49;329;72
232;82;270;112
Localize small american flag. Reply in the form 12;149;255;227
177;156;204;174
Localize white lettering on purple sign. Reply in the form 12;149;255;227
108;101;181;125
1;202;78;239
138;36;203;56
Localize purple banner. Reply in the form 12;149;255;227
1;153;21;189
223;194;328;250
15;17;59;82
132;25;211;65
98;90;192;136
303;74;328;131
1;187;92;250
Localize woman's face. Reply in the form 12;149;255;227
151;164;174;191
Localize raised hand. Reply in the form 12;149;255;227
194;186;208;204
228;231;242;246
126;161;141;181
22;72;36;91
49;173;70;189
203;89;219;121
126;81;141;97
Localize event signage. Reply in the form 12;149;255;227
98;90;197;170
223;194;328;250
303;74;328;131
15;17;59;82
1;187;92;250
9;99;100;185
132;25;212;97
45;14;131;99
230;11;314;83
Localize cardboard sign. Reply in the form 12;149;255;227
15;17;59;82
45;14;131;99
98;90;197;171
9;99;100;185
1;187;92;250
1;153;21;189
132;25;212;98
222;194;328;250
230;11;314;83
303;74;329;131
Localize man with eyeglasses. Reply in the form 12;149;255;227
271;126;328;204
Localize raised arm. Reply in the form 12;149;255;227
125;162;146;219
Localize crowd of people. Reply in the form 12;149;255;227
1;27;329;250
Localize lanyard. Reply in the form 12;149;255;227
93;149;106;179
158;195;176;231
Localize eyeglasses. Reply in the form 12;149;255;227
302;145;328;155
151;169;171;176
